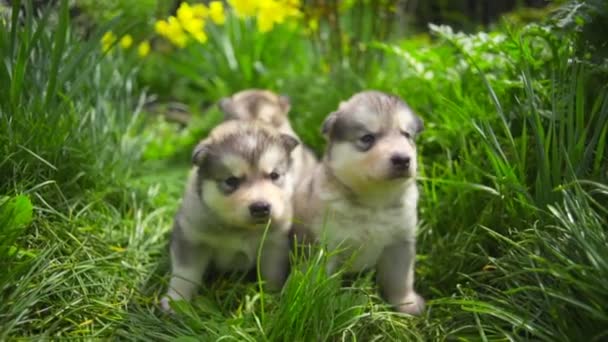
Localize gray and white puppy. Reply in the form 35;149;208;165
292;90;425;315
161;120;299;311
219;89;318;188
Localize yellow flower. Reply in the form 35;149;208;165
257;0;287;33
101;31;116;52
181;16;205;35
171;34;188;48
192;3;209;18
307;18;318;32
209;1;226;25
177;2;205;38
120;34;133;49
177;2;194;23
284;0;302;17
191;30;208;43
138;41;151;57
155;20;169;36
229;0;258;18
165;16;189;48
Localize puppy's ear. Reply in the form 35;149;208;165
413;114;424;135
279;134;299;153
321;111;339;138
218;97;236;120
278;94;291;113
192;140;210;166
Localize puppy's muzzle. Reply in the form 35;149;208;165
249;201;271;219
390;154;410;171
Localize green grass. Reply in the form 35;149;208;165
1;1;607;340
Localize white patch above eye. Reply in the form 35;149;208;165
351;110;382;133
223;154;250;176
258;146;284;173
395;108;416;132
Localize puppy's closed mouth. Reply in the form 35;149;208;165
388;170;413;180
248;217;272;226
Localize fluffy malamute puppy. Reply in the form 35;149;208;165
292;91;425;315
161;120;299;311
219;89;317;188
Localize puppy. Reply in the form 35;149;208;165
161;120;299;311
218;89;318;188
292;91;425;315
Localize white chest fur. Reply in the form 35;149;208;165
191;228;262;271
313;184;418;272
179;210;278;272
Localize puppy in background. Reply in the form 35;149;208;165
292;91;425;315
161;120;299;311
219;89;317;188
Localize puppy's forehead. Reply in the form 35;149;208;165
258;145;287;172
342;92;416;132
395;107;418;132
233;91;281;113
208;127;288;173
220;153;251;176
349;106;383;132
233;89;279;103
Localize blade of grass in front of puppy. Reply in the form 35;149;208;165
255;218;272;333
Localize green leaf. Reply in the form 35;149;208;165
0;194;34;232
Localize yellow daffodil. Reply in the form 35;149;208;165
138;41;151;57
181;16;205;35
192;3;209;18
155;20;169;36
177;2;194;23
165;16;189;48
172;34;188;48
253;0;302;33
191;30;208;43
308;18;319;32
209;1;226;25
177;2;206;42
229;0;258;18
284;0;302;17
257;0;287;33
101;31;116;52
120;34;133;49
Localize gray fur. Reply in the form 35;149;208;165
219;89;290;126
162;121;297;312
377;240;425;315
323;91;424;141
292;90;426;315
170;220;197;266
210;129;297;167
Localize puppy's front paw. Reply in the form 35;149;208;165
392;292;425;316
160;296;174;313
262;273;286;292
160;294;185;314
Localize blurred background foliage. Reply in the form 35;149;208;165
21;0;583;160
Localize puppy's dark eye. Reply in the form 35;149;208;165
224;176;240;189
402;131;412;139
359;134;375;145
269;172;280;181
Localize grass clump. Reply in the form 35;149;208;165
1;0;607;340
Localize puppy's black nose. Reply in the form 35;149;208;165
249;201;271;218
390;154;410;169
